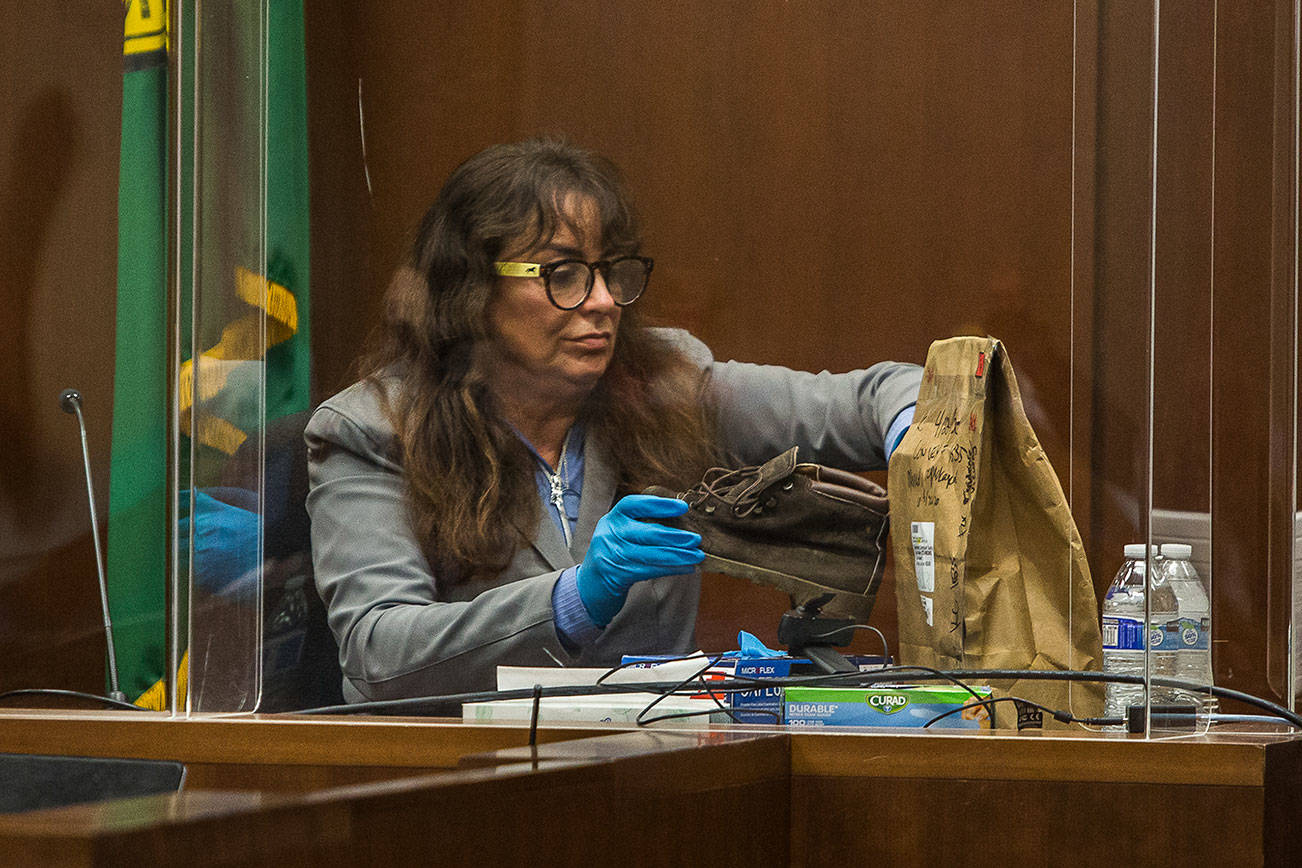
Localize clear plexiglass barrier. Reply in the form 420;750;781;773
176;0;269;713
160;0;1297;733
175;0;313;713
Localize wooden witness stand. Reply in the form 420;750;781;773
0;712;1298;865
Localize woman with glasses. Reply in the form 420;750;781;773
306;138;921;702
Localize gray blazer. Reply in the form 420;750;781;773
305;329;921;701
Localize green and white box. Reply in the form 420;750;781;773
784;685;994;728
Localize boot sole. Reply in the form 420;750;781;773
700;552;866;604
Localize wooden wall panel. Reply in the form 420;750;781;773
0;2;1290;708
1090;0;1156;602
305;0;1084;659
1090;0;1296;705
0;4;123;695
791;776;1265;866
1209;2;1294;703
1152;4;1215;516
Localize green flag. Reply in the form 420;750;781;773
109;0;169;701
265;0;311;424
123;1;312;711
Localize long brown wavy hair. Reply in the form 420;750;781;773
361;138;717;584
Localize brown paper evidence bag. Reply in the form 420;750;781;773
888;336;1104;727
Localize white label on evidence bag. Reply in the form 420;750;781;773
911;521;936;593
920;595;933;627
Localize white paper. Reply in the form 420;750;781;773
911;521;936;592
496;654;719;691
464;694;725;726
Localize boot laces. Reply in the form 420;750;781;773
680;463;788;517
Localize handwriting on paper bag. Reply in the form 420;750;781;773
919;406;964;436
905;441;975;509
903;401;977;637
949;557;962;633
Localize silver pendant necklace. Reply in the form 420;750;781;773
540;437;572;547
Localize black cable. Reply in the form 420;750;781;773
291;673;940;715
866;665;987;704
634;657;710;725
831;665;996;728
642;663;987;728
937;669;1302;730
290;668;1302;731
595;650;790;725
922;696;1100;729
683;656;758;726
764;666;1302;730
924;696;1019;729
747;664;978;695
667;657;782;726
781;664;998;727
0;688;146;712
294;666;985;718
595;651;724;687
296;682;673;716
588;651;746;726
636;653;740;726
293;661;979;717
300;668;767;718
9;667;1290;731
806;623;891;662
629;652;779;725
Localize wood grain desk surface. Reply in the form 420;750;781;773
0;708;1295;776
0;711;1298;865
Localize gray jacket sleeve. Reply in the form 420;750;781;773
658;329;923;470
304;383;577;702
306;332;919;702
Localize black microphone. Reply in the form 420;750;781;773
59;388;128;704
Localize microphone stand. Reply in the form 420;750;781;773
60;388;128;704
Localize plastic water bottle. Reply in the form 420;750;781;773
1159;543;1214;710
1101;544;1177;726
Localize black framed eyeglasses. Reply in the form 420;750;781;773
493;256;653;310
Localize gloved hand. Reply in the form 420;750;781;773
179;488;260;595
576;494;703;627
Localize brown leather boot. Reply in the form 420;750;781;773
645;446;889;612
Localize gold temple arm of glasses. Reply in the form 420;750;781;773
493;261;542;277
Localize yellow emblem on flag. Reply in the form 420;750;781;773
134;650;187;710
177;266;301;455
124;0;169;58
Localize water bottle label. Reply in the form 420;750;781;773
1151;619;1182;652
1177;617;1210;650
1103;615;1181;652
1102;616;1144;651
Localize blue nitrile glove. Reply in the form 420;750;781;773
736;630;785;658
179;489;260;595
575;494;704;627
